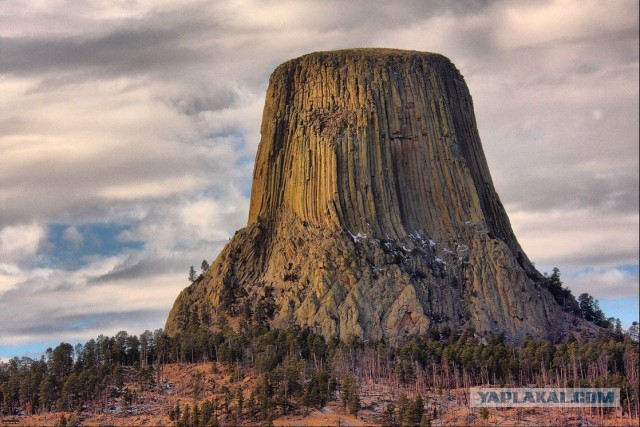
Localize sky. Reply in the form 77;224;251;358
1;0;638;359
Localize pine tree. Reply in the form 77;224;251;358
192;403;200;427
383;403;397;426
397;393;409;424
341;373;360;416
628;321;639;342
407;395;424;425
236;385;244;417
181;403;191;427
341;374;353;410
348;390;361;416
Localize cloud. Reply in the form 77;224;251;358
0;254;184;346
0;0;637;351
494;0;637;49
0;223;45;264
62;226;84;248
98;176;208;200
510;208;638;268
564;266;640;299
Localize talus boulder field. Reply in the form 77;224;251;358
166;49;577;343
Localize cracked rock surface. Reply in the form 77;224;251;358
166;49;570;343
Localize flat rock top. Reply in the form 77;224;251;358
297;47;446;59
274;48;453;71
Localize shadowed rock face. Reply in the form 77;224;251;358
166;49;569;343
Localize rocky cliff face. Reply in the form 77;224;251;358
166;49;570;343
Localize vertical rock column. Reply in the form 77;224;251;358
166;49;567;343
248;49;524;258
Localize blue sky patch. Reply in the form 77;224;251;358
37;223;144;270
598;297;639;328
616;264;640;276
0;341;58;362
565;264;640;278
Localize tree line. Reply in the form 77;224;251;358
1;266;637;424
540;267;627;330
1;319;638;424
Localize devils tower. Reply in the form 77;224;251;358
166;48;570;343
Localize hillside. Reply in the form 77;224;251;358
2;325;638;426
8;360;638;427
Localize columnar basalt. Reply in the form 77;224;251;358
166;49;572;342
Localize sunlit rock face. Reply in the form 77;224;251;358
166;49;570;343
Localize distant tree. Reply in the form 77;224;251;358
193;403;201;426
51;343;74;383
479;407;489;422
188;266;197;284
242;298;253;322
541;267;578;313
397;393;409;424
201;260;210;272
348;389;361;416
139;331;152;367
578;293;610;327
383;403;397;426
593;300;609;327
578;293;597;322
38;375;55;412
181;403;191;427
614;318;623;336
406;395;425;425
67;413;81;427
200;399;214;426
169;401;180;422
236;385;244;415
219;278;246;315
628;321;639;342
341;374;353;410
341;374;360;416
191;371;203;400
302;370;331;408
544;268;564;297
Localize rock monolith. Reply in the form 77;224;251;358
166;49;572;343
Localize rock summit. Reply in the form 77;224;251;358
166;49;570;343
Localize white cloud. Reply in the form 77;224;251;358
0;251;178;346
99;175;207;200
0;223;45;262
510;208;639;268
0;0;637;350
0;263;21;295
62;226;84;247
564;267;640;299
496;0;637;49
